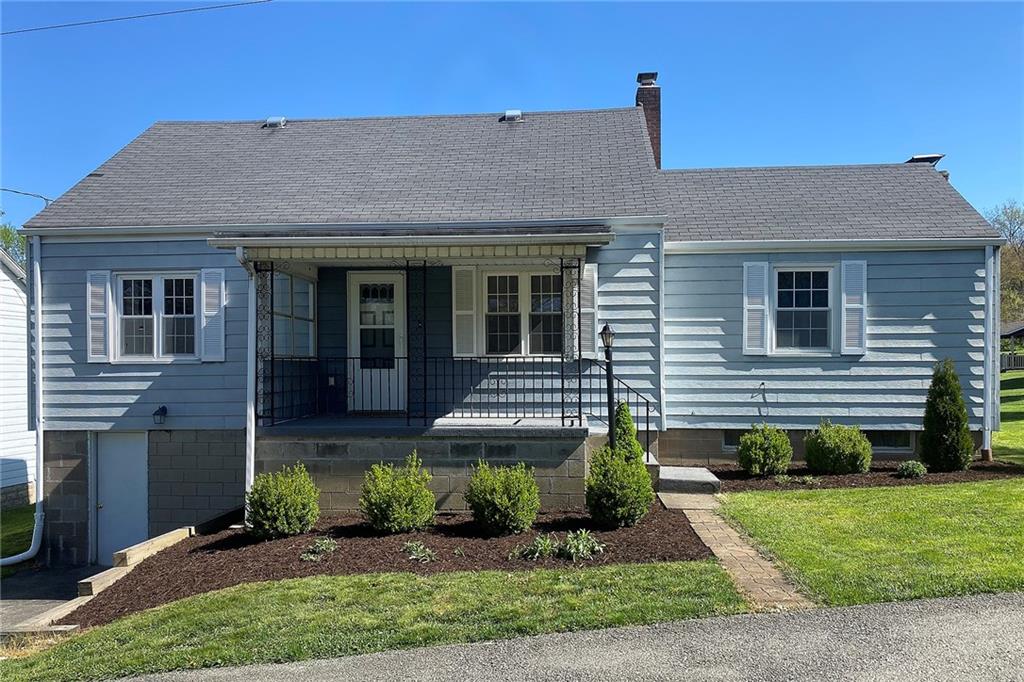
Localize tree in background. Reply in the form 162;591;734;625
989;200;1024;322
0;210;26;266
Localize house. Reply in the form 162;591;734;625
20;73;1002;565
1001;321;1024;340
1;247;36;509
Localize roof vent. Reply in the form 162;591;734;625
264;116;287;128
637;71;658;86
905;153;944;166
499;109;523;123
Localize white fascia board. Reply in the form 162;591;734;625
21;215;665;239
0;249;26;282
664;237;1006;253
207;232;617;249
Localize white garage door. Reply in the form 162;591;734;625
96;432;149;566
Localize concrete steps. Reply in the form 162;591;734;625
658;466;721;494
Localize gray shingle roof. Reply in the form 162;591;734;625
659;163;997;241
25;108;659;229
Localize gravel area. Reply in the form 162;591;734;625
127;592;1024;681
61;505;710;629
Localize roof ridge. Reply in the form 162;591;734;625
154;106;642;126
661;162;928;173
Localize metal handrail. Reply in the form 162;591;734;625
586;358;654;461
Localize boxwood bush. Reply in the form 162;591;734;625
359;451;436;534
737;424;792;476
465;461;540;535
246;462;320;540
585;445;654;528
919;358;975;472
895;460;928;479
804;421;872;475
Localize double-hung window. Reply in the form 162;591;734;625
117;274;197;359
483;272;563;355
273;273;316;358
774;269;831;351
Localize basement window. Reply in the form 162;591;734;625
864;431;913;452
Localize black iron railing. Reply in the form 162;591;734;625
584;358;654;460
257;356;585;427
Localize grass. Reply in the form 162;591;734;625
994;370;1024;465
721;479;1024;607
1;503;35;579
0;561;746;681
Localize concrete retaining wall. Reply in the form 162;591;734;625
42;431;89;565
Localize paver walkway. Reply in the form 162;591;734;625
659;492;813;611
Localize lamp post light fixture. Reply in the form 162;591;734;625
152;405;168;426
600;323;616;450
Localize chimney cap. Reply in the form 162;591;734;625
905;153;944;166
636;71;658;86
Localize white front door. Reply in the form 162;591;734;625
347;272;407;412
96;432;149;566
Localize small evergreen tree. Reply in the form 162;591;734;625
918;359;974;472
613;401;646;462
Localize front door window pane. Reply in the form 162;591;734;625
358;283;395;368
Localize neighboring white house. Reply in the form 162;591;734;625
1;247;35;508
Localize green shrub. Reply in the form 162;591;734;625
510;533;559;561
557;529;605;562
585;446;655;528
737;424;793;476
359;451;436;534
613;401;646;463
919;358;975;472
804;421;872;474
895;460;928;479
465;461;540;536
402;541;436;563
300;537;338;562
246;463;321;540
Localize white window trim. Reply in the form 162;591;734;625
112;272;200;364
768;264;838;357
478;269;566;357
273;272;317;358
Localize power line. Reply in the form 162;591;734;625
1;0;272;37
1;188;54;206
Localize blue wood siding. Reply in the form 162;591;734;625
663;248;987;431
39;240;248;430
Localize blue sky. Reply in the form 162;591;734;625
2;1;1021;228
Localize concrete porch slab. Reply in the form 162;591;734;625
658;466;721;494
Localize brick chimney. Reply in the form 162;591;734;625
635;71;661;168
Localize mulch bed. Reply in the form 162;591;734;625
60;505;710;629
714;460;1024;492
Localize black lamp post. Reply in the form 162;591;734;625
600;323;616;450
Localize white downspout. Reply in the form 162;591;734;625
982;245;994;457
239;247;255;494
2;236;45;566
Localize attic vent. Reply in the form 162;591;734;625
263;116;287;128
905;153;944;166
499;109;523;123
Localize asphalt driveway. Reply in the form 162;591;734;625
132;592;1024;681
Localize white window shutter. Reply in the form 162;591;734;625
200;269;226;362
742;262;769;355
841;260;867;355
452;266;476;356
86;270;111;363
579;262;598;358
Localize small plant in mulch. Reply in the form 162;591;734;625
557;530;605;562
805;421;872;475
453;547;465;557
402;541;437;563
919;358;975;472
738;424;793;476
895;460;928;479
465;460;541;536
359;451;436;534
299;537;338;562
246;462;321;540
510;534;559;561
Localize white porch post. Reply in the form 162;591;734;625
245;266;256;492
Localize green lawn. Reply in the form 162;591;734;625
994;370;1024;465
721;479;1024;607
0;561;746;682
1;504;35;579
